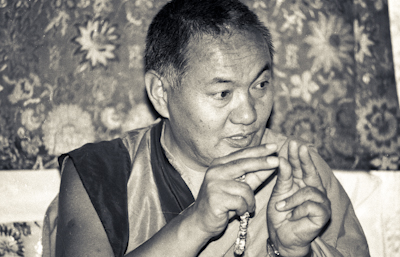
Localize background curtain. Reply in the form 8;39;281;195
0;0;399;170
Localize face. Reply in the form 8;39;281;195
163;30;274;171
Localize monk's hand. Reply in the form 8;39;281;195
267;141;331;257
191;144;279;238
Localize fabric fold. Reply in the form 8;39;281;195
58;139;131;257
150;121;195;223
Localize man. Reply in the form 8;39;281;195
42;0;369;256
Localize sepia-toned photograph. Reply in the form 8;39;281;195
1;0;399;256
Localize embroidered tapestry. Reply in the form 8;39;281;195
0;0;399;170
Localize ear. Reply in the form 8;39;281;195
145;70;170;119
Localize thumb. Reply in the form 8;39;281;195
272;157;294;194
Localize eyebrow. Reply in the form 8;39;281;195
252;62;271;84
210;62;271;85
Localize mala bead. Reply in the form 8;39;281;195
234;212;250;255
234;174;250;256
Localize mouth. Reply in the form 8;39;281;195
225;132;256;148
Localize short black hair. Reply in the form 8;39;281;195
145;0;274;87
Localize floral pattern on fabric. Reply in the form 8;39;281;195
0;222;42;257
0;0;398;170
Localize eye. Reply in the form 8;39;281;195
255;81;269;89
214;90;231;100
251;81;270;98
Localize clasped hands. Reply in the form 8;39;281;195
189;140;331;257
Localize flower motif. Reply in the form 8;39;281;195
4;73;41;105
90;72;117;104
305;13;354;73
318;72;348;104
0;133;14;168
290;71;319;104
354;20;374;63
328;102;357;158
354;0;367;8
0;224;24;256
357;99;400;154
21;108;45;131
253;1;266;9
42;104;95;156
125;0;154;27
15;0;36;9
370;154;399;170
281;105;326;148
0;14;42;78
21;134;42;158
281;7;306;35
135;0;154;8
331;135;356;157
0;0;7;8
374;0;384;11
52;0;75;9
100;107;123;130
128;44;144;69
0;110;17;168
77;0;91;8
93;0;113;17
284;44;299;69
0;133;9;151
335;100;356;129
323;80;347;104
49;45;62;70
17;126;43;159
73;18;119;68
44;11;70;37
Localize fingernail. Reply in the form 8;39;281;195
286;212;292;220
266;144;277;151
276;200;286;210
267;157;279;166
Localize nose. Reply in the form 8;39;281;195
229;92;257;125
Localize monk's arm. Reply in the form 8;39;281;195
56;158;210;257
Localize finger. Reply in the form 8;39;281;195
299;145;325;193
275;186;327;212
271;157;294;194
288;200;331;228
288;140;303;179
213;144;278;166
244;168;276;191
201;193;250;220
215;180;256;214
210;192;251;218
233;195;252;217
210;155;279;181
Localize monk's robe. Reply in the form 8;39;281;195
42;119;369;257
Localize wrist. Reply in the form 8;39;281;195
267;237;311;257
180;204;215;242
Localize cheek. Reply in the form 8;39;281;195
256;98;273;116
172;103;212;138
188;101;227;132
259;91;275;114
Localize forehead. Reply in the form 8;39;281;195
184;30;271;81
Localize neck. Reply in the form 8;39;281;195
163;120;208;174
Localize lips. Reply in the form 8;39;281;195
225;132;256;148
